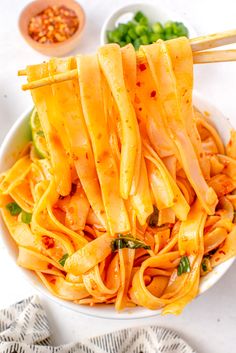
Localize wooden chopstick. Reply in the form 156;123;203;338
21;69;78;90
20;49;236;91
18;70;27;76
193;49;236;64
18;48;236;77
190;29;236;52
19;28;236;91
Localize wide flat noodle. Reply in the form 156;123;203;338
77;53;130;235
65;233;112;275
144;142;190;221
48;57;106;228
166;37;210;179
27;64;71;196
141;41;218;215
98;44;140;199
0;156;31;194
37;272;89;301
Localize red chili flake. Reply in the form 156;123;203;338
138;63;146;71
204;226;212;234
50;278;56;285
139;107;142;111
219;250;226;255
229;140;232;146
136;81;141;87
28;5;79;44
48;263;53;269
150;90;156;98
42;236;55;249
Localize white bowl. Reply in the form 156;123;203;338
100;1;197;46
0;92;235;319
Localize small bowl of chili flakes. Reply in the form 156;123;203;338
19;0;85;57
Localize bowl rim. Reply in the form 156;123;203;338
0;92;235;319
100;0;198;46
18;0;86;50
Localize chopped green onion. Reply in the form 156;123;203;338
6;202;22;216
140;34;149;45
174;22;188;37
201;256;211;272
128;28;137;40
148;205;159;228
150;32;162;43
177;256;191;276
134;11;147;24
133;38;142;50
152;22;164;34
118;23;129;36
21;211;32;224
119;41;127;47
125;34;132;43
59;253;69;266
111;233;151;252
107;30;115;43
106;11;189;50
107;28;121;43
135;24;148;36
202;260;208;272
139;16;149;26
164;21;173;31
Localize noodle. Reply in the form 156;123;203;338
1;38;236;315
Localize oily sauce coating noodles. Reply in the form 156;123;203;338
1;38;236;315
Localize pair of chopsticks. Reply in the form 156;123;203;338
18;29;236;91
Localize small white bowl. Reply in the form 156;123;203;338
0;93;235;319
100;1;197;46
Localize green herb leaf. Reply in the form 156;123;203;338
201;256;210;272
177;256;190;276
202;261;208;272
148;205;159;228
21;211;32;224
111;234;151;252
59;253;69;267
6;202;22;216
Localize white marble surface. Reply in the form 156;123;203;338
1;0;236;352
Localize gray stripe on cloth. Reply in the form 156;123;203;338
0;296;196;353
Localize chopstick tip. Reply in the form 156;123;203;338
18;69;27;76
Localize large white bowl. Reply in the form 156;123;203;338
0;92;235;319
100;1;197;46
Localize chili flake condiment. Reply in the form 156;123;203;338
28;5;79;44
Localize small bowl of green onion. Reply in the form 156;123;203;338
100;2;197;49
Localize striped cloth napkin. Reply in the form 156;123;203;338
0;296;196;353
